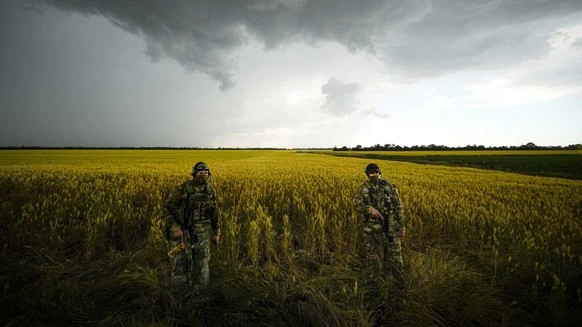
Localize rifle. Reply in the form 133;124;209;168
381;209;394;242
167;242;185;258
167;228;196;259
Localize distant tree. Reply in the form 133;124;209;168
322;142;580;153
516;142;538;150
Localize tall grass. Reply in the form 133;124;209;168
1;150;581;326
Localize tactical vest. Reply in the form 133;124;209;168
366;179;394;215
175;181;215;232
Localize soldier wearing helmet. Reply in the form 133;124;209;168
162;161;220;291
353;163;406;284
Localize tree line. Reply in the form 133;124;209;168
1;142;580;151
333;142;582;151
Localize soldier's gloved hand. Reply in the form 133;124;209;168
370;208;384;220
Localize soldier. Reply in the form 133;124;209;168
353;163;406;283
162;162;220;291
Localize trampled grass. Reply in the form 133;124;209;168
1;149;581;326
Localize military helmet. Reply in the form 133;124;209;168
191;161;211;176
364;163;381;175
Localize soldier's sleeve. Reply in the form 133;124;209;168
209;188;220;236
161;185;183;236
390;184;405;228
353;184;372;216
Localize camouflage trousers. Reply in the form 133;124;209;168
168;230;211;290
362;220;404;282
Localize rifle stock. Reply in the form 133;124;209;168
167;229;195;258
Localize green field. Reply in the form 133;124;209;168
311;150;582;180
1;150;581;326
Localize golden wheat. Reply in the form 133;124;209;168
1;149;581;308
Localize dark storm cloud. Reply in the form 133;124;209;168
320;77;360;116
37;0;249;91
34;0;582;88
380;0;582;78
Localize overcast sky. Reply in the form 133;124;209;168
1;0;581;148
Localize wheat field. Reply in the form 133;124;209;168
1;150;581;326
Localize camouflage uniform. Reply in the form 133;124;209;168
353;168;405;281
162;163;219;290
